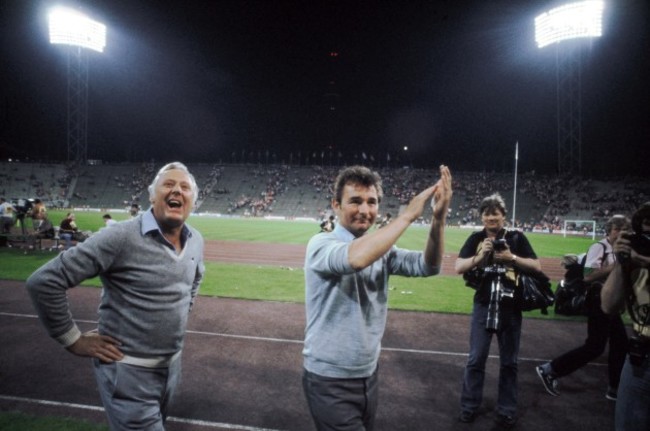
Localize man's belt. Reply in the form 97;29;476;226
119;350;181;368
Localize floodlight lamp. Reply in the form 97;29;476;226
48;7;106;53
535;0;604;48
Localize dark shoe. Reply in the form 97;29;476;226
606;387;617;401
458;410;476;423
495;414;517;429
536;365;559;396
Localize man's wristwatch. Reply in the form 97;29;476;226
511;255;518;265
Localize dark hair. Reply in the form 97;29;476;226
632;202;650;234
479;193;507;216
604;214;630;235
103;214;112;220
333;166;383;204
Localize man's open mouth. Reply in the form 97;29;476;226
167;199;182;209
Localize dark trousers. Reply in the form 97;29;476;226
551;306;628;388
302;368;378;431
460;302;522;417
616;346;650;431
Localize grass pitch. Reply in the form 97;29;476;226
2;212;595;319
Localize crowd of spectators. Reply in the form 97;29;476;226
197;165;225;202
224;166;291;216
0;163;73;208
1;162;647;231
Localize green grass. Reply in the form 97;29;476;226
0;216;595;428
0;412;108;431
33;210;598;253
1;215;595;320
190;217;597;256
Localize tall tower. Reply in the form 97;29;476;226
49;7;106;164
322;50;341;166
535;0;604;175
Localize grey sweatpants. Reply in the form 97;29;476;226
92;357;182;431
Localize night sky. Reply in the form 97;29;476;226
1;0;648;175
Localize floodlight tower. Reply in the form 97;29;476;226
535;0;604;175
323;50;341;166
48;7;106;164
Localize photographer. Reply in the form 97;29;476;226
12;198;33;235
455;193;541;428
602;203;650;431
0;197;16;234
31;199;46;221
536;215;629;402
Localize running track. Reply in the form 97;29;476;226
0;241;614;430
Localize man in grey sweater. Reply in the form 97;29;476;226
26;162;205;430
302;165;452;431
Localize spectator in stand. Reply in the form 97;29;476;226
59;213;79;250
31;199;47;221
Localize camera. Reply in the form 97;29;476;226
628;336;649;366
486;278;500;333
629;233;650;256
10;198;34;218
492;239;507;251
616;232;650;263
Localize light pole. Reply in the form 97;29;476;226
48;7;106;164
535;0;604;175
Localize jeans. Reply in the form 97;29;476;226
60;232;73;250
460;302;522;417
616;353;650;431
303;368;379;431
551;306;628;388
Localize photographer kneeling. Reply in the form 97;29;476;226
602;202;650;431
455;193;541;428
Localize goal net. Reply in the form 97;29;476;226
563;220;596;241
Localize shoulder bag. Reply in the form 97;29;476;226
518;271;555;315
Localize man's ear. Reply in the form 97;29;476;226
331;198;340;212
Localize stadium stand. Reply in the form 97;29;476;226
1;161;647;233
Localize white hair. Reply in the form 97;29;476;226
147;162;199;205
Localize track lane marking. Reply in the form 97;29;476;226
0;395;285;430
0;311;605;365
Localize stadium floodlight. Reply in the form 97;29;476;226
48;7;106;53
535;0;604;48
535;0;604;175
48;6;106;165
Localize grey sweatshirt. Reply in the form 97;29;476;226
26;210;205;357
303;224;438;378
